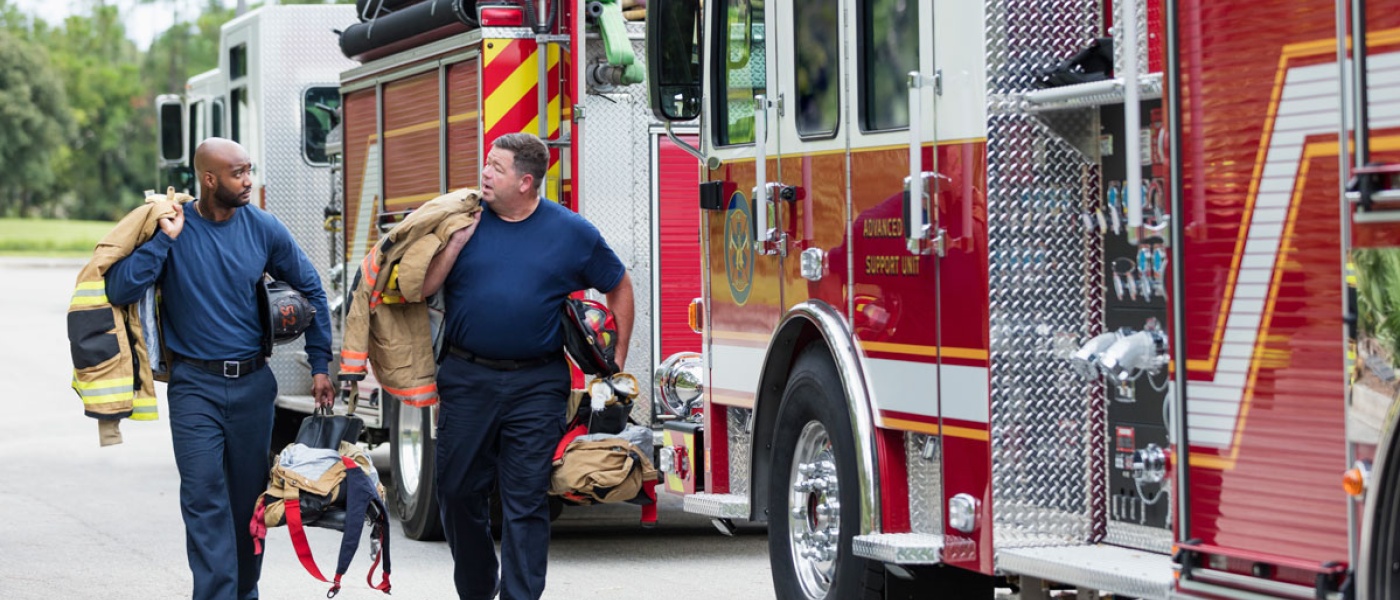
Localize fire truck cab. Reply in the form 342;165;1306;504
648;0;1400;598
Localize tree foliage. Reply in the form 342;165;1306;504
0;27;74;217
1;0;353;220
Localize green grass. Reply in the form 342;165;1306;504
0;218;117;257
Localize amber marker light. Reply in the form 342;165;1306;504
687;298;704;334
1343;467;1366;497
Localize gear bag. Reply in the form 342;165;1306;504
549;424;659;506
250;406;391;597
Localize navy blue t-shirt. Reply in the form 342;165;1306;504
105;203;333;373
443;199;625;360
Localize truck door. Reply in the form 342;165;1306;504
156;94;193;194
703;0;782;414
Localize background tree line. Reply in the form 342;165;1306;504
0;0;350;221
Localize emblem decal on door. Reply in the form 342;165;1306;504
724;191;754;306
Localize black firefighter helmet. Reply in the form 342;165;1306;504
263;279;316;346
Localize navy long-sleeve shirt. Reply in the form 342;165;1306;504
106;203;332;375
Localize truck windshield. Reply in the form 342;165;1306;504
304;87;340;165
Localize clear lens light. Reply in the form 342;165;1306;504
948;493;978;533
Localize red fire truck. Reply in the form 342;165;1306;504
646;0;1400;598
325;0;701;540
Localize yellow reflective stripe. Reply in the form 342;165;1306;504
130;399;159;420
72;375;134;390
71;281;110;306
77;389;135;405
72;373;135;405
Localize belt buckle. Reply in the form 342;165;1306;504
223;360;241;378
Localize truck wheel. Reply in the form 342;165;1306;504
769;347;880;600
388;399;445;541
1365;424;1400;599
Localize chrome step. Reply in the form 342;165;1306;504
683;493;749;519
998;544;1174;600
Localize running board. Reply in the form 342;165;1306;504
683;493;750;519
853;533;948;564
998;545;1175;600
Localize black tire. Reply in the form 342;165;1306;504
769;347;881;600
1365;423;1400;600
388;399;445;541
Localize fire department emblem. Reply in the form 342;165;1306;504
724;192;754;305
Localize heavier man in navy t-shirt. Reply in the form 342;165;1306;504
423;133;634;600
441;198;624;360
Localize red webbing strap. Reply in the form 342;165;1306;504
285;498;335;588
250;497;268;555
640;479;658;525
366;524;392;593
553;424;589;462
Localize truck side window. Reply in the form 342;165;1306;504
188;100;203;162
713;0;765;146
794;0;839;138
303;87;340;165
232;88;248;144
212;98;225;138
858;0;917;132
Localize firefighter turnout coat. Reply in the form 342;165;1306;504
339;188;482;407
68;189;189;446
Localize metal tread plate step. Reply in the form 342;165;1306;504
997;544;1174;600
683;493;750;519
853;533;947;564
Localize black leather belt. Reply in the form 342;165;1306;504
176;354;267;379
448;346;558;371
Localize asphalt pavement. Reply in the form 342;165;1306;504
0;257;774;599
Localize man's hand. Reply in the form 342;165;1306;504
447;213;480;249
312;373;335;410
423;213;481;297
158;202;185;240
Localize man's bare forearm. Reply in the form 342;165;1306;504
604;272;635;370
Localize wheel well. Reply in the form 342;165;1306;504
748;319;827;523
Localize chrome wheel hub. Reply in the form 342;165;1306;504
788;421;840;598
396;404;424;497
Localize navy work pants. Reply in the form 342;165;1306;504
435;354;570;600
167;360;277;600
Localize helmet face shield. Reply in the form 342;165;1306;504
265;280;316;345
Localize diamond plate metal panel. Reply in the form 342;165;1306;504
906;433;943;535
728;407;753;495
853;533;946;564
684;493;751;519
1105;520;1172;555
985;0;1104;549
1111;0;1150;78
998;545;1174;600
580;23;658;423
251;6;360;396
